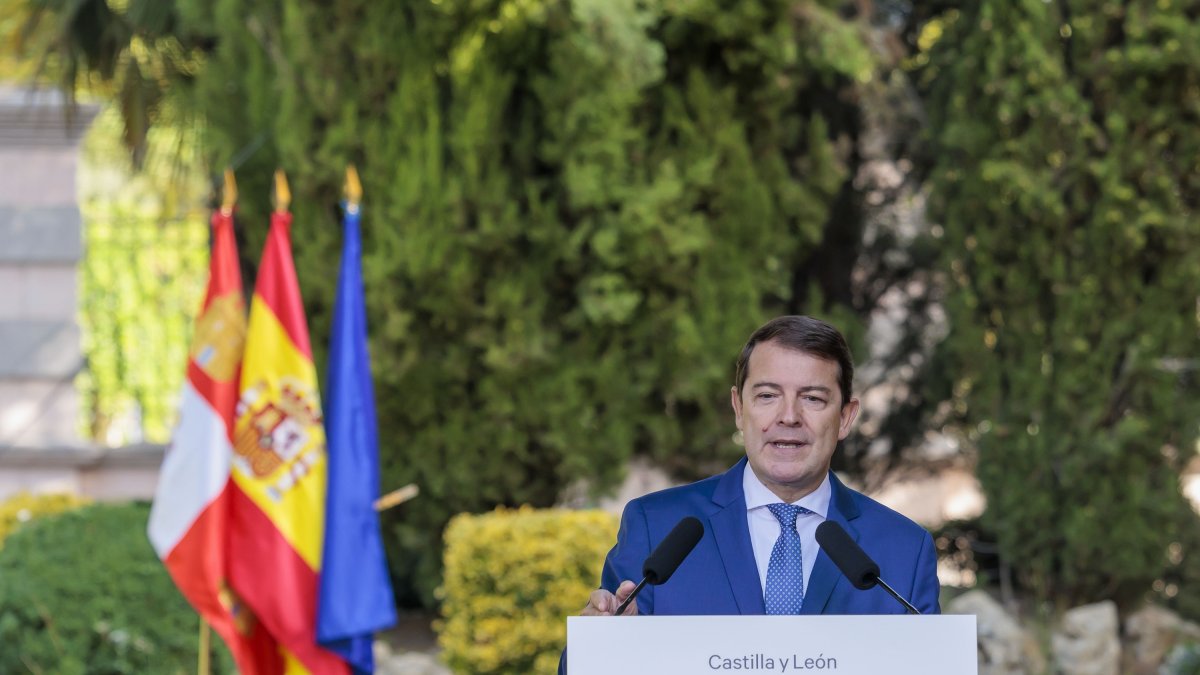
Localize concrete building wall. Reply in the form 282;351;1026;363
0;84;162;502
0;445;164;501
0;85;92;450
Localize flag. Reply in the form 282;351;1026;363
228;209;349;674
317;202;398;672
147;209;282;674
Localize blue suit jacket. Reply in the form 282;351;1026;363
559;459;939;673
599;458;940;614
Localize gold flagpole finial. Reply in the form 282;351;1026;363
273;169;291;213
345;164;363;212
221;168;238;215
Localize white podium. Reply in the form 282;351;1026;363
567;615;977;674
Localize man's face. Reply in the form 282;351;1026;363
731;340;860;503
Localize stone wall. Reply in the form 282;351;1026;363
0;85;94;449
0;85;164;501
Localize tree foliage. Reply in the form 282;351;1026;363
167;0;874;605
920;0;1200;607
11;0;209;165
23;0;1200;618
76;107;210;445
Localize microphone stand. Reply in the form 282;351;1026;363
874;576;920;615
613;577;649;616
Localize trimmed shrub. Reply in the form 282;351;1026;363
0;491;88;547
438;507;619;674
0;501;234;674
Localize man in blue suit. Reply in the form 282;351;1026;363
576;315;939;621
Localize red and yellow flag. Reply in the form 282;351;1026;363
228;208;348;674
147;209;282;674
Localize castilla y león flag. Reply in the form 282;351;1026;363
147;210;281;674
228;209;348;674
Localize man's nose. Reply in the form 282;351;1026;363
778;399;802;426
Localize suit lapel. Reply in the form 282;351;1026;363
709;459;765;615
801;472;861;615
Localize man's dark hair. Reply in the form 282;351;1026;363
733;315;854;406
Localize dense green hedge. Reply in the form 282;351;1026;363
0;502;234;674
171;0;874;605
438;507;618;674
920;1;1200;608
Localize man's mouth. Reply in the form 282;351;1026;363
768;440;808;449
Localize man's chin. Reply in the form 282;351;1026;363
760;463;820;485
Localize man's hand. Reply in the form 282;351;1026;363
580;580;639;616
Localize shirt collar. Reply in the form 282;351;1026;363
742;463;831;518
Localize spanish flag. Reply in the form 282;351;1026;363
147;209;282;674
228;204;348;674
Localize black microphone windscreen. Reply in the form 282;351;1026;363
815;520;880;591
642;516;704;585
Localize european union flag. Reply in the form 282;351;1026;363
318;201;398;673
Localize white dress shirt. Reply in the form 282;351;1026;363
743;465;831;597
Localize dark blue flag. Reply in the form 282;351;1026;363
318;202;398;673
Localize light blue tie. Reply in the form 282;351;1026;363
764;503;810;614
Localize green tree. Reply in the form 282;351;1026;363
12;0;208;165
921;0;1200;608
172;0;875;605
16;0;923;607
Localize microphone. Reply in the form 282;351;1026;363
815;520;921;615
613;516;704;615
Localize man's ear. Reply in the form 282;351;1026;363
730;386;743;430
837;397;860;440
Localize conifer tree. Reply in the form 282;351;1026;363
175;0;875;603
921;0;1200;606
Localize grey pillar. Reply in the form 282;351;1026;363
0;85;98;448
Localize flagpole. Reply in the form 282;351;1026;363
193;168;233;675
198;619;211;675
